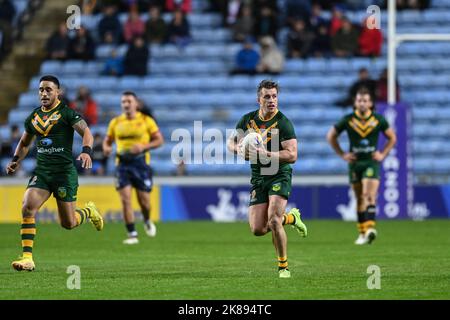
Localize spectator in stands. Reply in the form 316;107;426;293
254;5;278;40
124;36;150;76
98;5;122;44
81;0;98;15
308;3;327;32
331;17;359;57
68;26;96;60
137;98;156;120
256;36;284;75
376;68;400;103
103;48;124;76
287;19;314;59
311;23;331;57
230;38;260;75
46;23;70;61
70;86;99;125
91;133;108;176
166;0;192;14
168;9;191;48
253;0;278;11
0;0;15;55
358;17;383;57
58;86;71;106
329;6;344;36
232;5;254;42
0;124;20;158
145;6;168;44
226;0;239;26
0;0;15;25
285;0;311;26
124;9;146;43
336;67;376;107
392;0;430;10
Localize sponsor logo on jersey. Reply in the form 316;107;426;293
360;139;369;146
37;147;65;154
40;138;53;146
352;146;376;153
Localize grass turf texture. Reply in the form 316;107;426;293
0;220;449;299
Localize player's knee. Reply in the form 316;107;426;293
21;205;37;217
250;225;267;236
60;220;76;230
268;216;282;231
362;192;375;205
120;197;132;207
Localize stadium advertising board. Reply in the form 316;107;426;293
377;102;412;219
160;185;449;222
1;184;448;223
0;185;160;223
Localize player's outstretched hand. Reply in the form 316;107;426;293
77;153;92;169
342;152;356;163
6;161;19;175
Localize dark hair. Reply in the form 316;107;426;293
122;91;138;98
39;75;60;88
257;80;279;96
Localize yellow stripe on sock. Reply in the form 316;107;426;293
23;252;32;258
21;228;36;235
366;220;376;229
283;214;295;225
22;239;34;247
22;217;35;224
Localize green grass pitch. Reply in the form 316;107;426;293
0;220;449;299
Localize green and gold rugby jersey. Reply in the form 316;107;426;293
24;101;83;172
236;109;296;177
334;110;389;161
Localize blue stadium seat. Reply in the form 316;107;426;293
41;61;62;74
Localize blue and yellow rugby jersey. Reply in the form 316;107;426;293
106;111;159;164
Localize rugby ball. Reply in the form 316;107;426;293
239;132;263;158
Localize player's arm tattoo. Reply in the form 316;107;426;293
73;119;94;148
73;119;88;136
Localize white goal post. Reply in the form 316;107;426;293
388;0;450;104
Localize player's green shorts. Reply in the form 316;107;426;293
26;166;79;202
348;160;380;183
249;169;292;206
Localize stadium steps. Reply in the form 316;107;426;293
0;0;75;123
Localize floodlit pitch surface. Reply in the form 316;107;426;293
0;220;449;299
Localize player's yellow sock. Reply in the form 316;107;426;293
74;207;91;226
278;256;288;270
282;213;295;225
357;211;368;234
21;217;36;259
